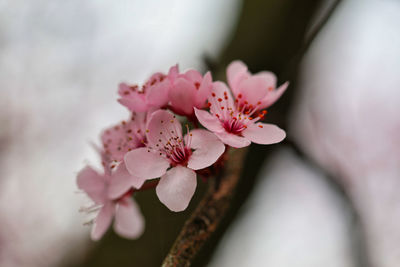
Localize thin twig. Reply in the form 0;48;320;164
161;148;247;267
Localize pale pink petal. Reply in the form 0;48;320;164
146;79;170;108
108;163;146;199
195;72;212;108
167;64;179;83
77;166;105;204
183;69;203;83
254;71;277;88
101;119;145;162
146;109;182;147
259;81;289;109
169;78;196;115
227;60;249;95
242;122;286;145
187;129;225;170
209;81;235;115
91;202;115;241
156;166;197;212
237;75;269;106
118;83;137;97
114;196;145;239
118;83;148;112
124;147;170;179
214;131;251;148
118;97;148;113
194;108;224;133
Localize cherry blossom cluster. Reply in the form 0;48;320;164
77;61;288;240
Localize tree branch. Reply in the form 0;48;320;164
161;148;248;267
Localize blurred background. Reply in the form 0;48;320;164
1;0;399;266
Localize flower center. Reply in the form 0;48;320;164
170;146;192;166
223;119;246;135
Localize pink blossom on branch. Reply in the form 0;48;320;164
168;65;213;117
227;60;289;110
124;110;225;212
76;60;288;242
194;81;286;148
77;153;144;241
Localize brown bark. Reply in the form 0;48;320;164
161;148;248;267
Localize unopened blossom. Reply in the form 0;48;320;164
118;66;176;112
195;82;286;148
101;113;148;199
227;60;289;110
77;152;144;240
168;65;213;116
124;110;225;212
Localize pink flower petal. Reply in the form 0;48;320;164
254;71;277;88
183;69;203;82
259;81;289;109
209;82;235;115
76;166;105;204
114;196;145;239
156;166;197;212
167;64;179;83
146;109;183;147
187;129;225;170
242;122;286;145
214;131;251;148
146;79;170;108
227;60;249;95
237;75;269;106
124;147;170;179
108;163;146;199
169;78;196;115
91;202;115;241
118;97;148;113
101;117;146;162
194;108;224;133
195;71;212;108
118;83;148;112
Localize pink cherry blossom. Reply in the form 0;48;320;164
101;112;147;162
77;156;144;241
118;66;177;112
227;60;289;110
124;110;225;212
194;81;286;148
168;65;213;116
100;113;148;198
